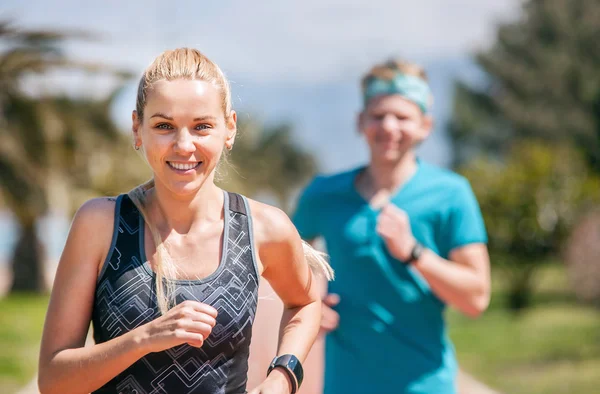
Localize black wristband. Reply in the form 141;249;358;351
267;354;303;394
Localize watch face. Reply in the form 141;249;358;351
414;243;424;258
409;242;424;263
289;357;303;385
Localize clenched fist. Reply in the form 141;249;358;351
376;204;416;263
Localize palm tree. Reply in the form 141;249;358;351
0;20;134;293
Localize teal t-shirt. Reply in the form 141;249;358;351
292;160;487;394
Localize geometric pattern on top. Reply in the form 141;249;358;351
92;192;260;394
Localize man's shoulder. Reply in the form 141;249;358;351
300;167;362;200
419;161;471;190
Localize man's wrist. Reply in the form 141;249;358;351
404;240;425;265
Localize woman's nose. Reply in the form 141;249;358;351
174;128;196;153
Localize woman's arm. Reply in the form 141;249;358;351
38;198;150;394
248;201;322;394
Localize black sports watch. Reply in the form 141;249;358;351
405;241;424;265
267;354;304;394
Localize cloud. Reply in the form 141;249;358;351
3;0;520;83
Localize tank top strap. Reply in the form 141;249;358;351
225;192;260;281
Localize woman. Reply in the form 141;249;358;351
292;59;491;394
38;48;332;394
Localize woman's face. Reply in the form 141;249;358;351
359;94;432;163
133;79;236;196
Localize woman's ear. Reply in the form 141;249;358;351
225;110;237;151
132;110;142;149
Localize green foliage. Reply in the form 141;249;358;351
450;263;600;394
0;294;50;393
459;141;600;309
217;118;318;213
0;20;137;292
461;141;600;257
450;0;600;309
450;0;600;172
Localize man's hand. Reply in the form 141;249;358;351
376;204;416;262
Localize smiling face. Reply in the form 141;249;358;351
132;79;236;196
358;94;432;164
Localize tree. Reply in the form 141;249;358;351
448;0;600;310
217;118;318;213
459;141;600;310
0;21;134;293
450;0;600;171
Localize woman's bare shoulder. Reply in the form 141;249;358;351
245;198;298;245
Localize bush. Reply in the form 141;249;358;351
460;141;600;310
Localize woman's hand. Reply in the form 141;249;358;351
136;300;218;353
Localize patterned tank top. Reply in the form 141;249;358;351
92;192;260;394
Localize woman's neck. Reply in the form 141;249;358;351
147;178;224;235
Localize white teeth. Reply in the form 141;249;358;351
169;162;199;171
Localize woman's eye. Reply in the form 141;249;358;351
155;123;173;130
195;124;211;131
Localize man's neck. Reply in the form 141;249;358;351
357;151;418;206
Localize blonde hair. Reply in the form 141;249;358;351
129;48;333;315
136;48;232;119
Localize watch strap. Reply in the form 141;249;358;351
267;354;303;394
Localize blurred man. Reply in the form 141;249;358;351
292;59;491;394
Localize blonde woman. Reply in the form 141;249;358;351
38;48;332;394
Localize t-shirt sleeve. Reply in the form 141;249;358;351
445;178;488;252
291;177;323;240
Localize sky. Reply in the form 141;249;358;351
1;0;521;172
3;1;518;83
0;0;522;258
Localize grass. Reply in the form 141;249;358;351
0;293;49;394
449;264;600;394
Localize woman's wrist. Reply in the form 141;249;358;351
265;367;293;393
127;325;152;358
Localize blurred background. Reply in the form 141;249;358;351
1;0;600;393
